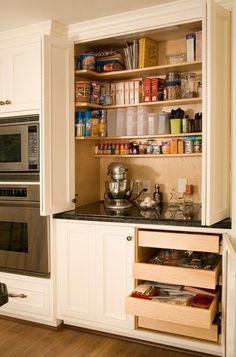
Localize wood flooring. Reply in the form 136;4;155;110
0;317;215;357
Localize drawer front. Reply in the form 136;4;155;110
0;277;50;317
125;293;218;329
138;316;218;342
133;259;221;289
138;230;220;253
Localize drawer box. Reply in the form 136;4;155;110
138;316;218;342
133;258;221;289
125;292;219;329
138;230;221;253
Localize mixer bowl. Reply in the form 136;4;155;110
105;180;134;200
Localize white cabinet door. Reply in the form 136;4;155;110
223;235;236;357
202;0;230;225
41;35;75;216
0;42;41;114
56;222;96;321
96;225;134;329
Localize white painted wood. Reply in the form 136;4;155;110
0;41;40;114
223;235;236;357
96;225;134;329
56;221;135;329
41;34;75;215
204;0;230;225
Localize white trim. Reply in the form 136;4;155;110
67;0;203;43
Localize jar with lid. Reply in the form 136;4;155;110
165;72;181;100
181;72;197;98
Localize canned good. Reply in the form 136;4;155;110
79;53;95;70
75;81;91;102
193;136;202;153
182;117;189;133
184;137;194;153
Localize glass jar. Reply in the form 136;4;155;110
181;72;197;99
165;72;181;100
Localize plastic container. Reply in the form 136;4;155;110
106;109;117;137
137;106;149;136
158;112;170;134
148;112;158;135
116;108;127;136
181;72;197;98
165;72;181;100
126;107;137;136
170;118;182;134
166;53;187;64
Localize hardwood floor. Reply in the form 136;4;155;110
0;317;215;357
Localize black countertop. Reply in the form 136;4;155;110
54;201;231;229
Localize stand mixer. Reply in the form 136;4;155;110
104;162;144;210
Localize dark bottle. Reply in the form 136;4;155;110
153;184;162;206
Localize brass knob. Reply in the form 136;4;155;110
127;236;133;241
0;101;5;105
5;100;11;105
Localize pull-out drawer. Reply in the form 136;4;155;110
138;230;221;253
138;316;218;342
133;257;222;289
125;292;219;329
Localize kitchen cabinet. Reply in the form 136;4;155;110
73;0;230;227
55;220;134;330
0;41;41;115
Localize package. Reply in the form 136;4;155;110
115;82;125;105
186;33;195;62
195;31;202;61
143;78;151;102
139;37;158;68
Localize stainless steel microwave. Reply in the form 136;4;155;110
0;115;39;172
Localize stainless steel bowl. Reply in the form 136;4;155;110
105;179;134;200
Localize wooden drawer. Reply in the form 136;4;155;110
125;292;219;329
133;258;222;289
0;276;50;317
138;230;221;253
138;316;218;342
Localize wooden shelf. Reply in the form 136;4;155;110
75;61;202;80
75;132;202;141
93;153;202;158
75;97;202;110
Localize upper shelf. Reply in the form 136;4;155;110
75;61;202;81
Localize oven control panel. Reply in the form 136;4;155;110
0;187;27;197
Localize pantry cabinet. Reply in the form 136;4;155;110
55;220;134;330
0;41;41;115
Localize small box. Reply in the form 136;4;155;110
186;33;195;62
124;82;130;105
129;81;135;104
195;31;202;61
177;139;184;154
143;78;151;102
171;138;178;154
134;80;140;104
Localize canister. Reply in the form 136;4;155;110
170;118;181;134
158;111;170;134
75;81;91;102
184;136;194;153
79;53;95;70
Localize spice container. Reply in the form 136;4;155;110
165;72;181;100
75;81;91;102
181;72;197;98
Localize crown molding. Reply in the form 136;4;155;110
68;0;204;43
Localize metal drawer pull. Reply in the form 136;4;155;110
0;101;5;105
127;236;133;241
9;293;27;298
5;100;11;105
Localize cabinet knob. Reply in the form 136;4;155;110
127;236;133;241
0;101;5;105
72;194;78;204
5;100;11;105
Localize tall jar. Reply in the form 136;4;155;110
181;72;197;98
165;72;181;100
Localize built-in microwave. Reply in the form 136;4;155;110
0;115;39;172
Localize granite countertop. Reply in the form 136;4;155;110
54;201;231;229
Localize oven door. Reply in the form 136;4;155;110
0;124;28;172
0;201;49;275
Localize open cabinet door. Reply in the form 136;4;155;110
202;0;230;225
41;35;75;216
223;235;236;357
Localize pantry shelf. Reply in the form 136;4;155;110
75;97;202;110
75;132;202;140
93;153;202;158
75;61;202;80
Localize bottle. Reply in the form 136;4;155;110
153;184;162;205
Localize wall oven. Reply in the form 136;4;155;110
0;115;39;173
0;184;49;276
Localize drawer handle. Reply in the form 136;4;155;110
0;101;5;105
5;100;11;105
9;293;27;298
127;236;133;241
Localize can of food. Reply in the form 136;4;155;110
79;53;95;70
193;136;202;153
184;137;194;153
75;81;91;102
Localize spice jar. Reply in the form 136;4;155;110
165;72;181;100
181;72;197;98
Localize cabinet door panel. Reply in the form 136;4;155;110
57;222;96;321
223;235;236;357
41;35;75;215
96;225;134;329
203;0;230;225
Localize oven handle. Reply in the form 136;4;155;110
0;200;39;208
